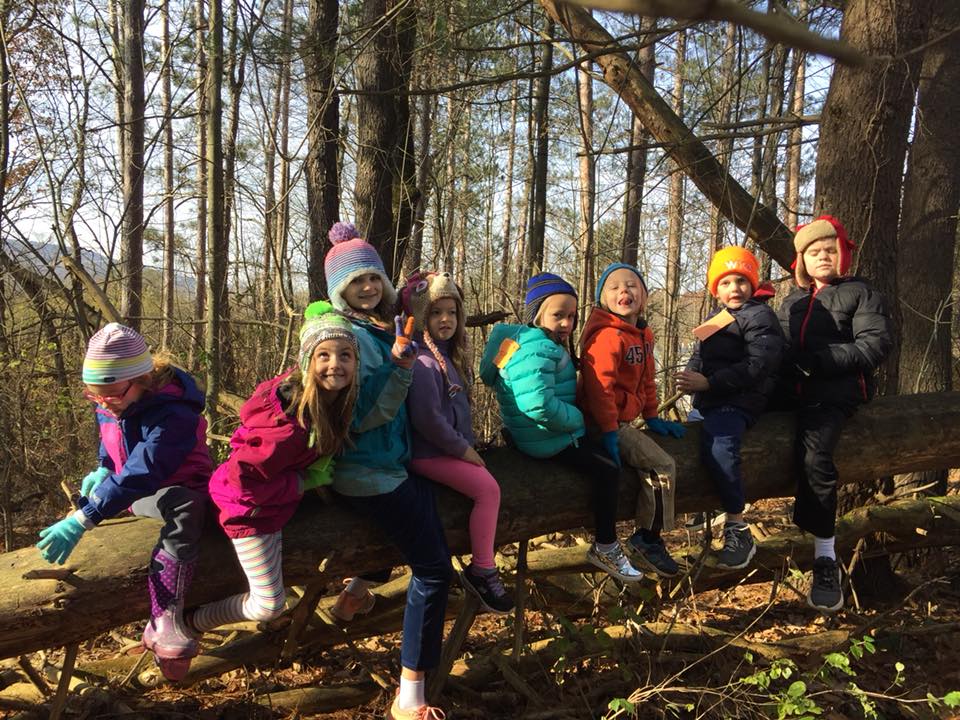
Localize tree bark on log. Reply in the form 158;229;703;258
2;392;960;658
538;0;795;268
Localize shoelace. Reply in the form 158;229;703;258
414;706;446;719
722;525;746;551
813;561;840;590
484;572;508;599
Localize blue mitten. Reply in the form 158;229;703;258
645;417;687;439
37;516;86;565
601;430;621;468
80;467;109;496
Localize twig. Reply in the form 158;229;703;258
48;643;79;720
119;649;152;688
17;655;52;696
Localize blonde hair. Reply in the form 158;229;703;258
136;351;189;392
291;357;358;455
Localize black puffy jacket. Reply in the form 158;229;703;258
687;297;785;418
777;276;892;409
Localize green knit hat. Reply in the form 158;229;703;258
298;301;358;372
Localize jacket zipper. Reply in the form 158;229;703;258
795;286;819;396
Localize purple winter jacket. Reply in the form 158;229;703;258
408;338;476;460
208;371;319;539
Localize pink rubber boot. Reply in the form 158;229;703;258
142;548;199;681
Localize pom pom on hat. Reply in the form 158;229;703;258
299;300;358;372
524;272;577;324
82;323;154;385
323;220;398;312
706;246;760;297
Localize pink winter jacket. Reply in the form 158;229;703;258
208;371;319;538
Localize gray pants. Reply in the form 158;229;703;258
131;485;208;562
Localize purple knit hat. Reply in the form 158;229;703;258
323;222;398;312
82;323;154;384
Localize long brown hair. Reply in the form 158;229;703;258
290;359;358;455
423;294;472;400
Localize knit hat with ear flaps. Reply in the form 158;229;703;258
706;246;760;297
298;301;358;373
323;221;398;312
792;215;855;289
83;323;154;384
524;272;578;324
401;271;463;334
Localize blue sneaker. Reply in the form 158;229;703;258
627;532;680;578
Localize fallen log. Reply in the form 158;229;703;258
2;392;959;658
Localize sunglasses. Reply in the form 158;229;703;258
84;380;135;405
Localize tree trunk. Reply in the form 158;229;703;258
538;0;794;268
895;0;960;495
160;0;174;350
204;0;225;413
525;17;553;277
401;92;432;279
758;41;787;281
575;50;594;308
303;0;340;300
708;21;735;258
273;0;293;322
783;0;808;232
499;38;520;307
3;391;960;659
390;2;417;277
662;29;685;390
119;0;145;330
189;0;207;372
621;17;655;266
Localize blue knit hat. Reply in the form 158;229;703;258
524;272;577;323
323;221;398;312
595;262;648;305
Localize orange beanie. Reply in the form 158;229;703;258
707;246;760;297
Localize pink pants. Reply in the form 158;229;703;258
410;456;501;569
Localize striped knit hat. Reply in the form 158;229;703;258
299;301;358;372
323;221;398;312
524;272;577;324
82;323;154;384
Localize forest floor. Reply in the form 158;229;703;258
4;495;960;719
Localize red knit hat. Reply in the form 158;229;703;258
792;215;855;288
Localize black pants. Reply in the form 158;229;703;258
556;438;620;545
793;403;852;538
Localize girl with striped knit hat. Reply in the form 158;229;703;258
187;302;359;654
401;270;513;615
37;323;212;681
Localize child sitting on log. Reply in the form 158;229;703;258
675;246;784;570
578;263;685;578
322;221;452;720
480;272;644;583
778;215;892;612
187;302;358;669
401;270;514;615
37;323;212;681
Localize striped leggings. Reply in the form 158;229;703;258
190;531;286;631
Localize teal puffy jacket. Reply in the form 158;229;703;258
479;324;584;458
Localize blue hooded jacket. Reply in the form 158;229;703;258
479;323;584;459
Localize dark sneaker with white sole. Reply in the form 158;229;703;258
460;566;515;615
808;556;843;612
714;522;756;570
626;532;680;578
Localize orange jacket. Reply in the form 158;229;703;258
578;307;658;432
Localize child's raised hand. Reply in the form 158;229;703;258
675;370;709;394
391;314;417;368
462;446;485;467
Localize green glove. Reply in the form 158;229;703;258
303;456;335;491
37;515;86;565
80;467;110;496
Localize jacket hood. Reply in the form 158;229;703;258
579;307;645;351
124;367;206;417
480;323;547;386
238;371;297;429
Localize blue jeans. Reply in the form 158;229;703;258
337;474;452;671
699;406;754;515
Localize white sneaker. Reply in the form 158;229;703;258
587;543;644;583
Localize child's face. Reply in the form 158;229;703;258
341;273;383;312
802;238;840;286
311;339;357;396
427;297;458;341
601;268;646;324
716;273;753;309
536;294;578;344
84;379;146;414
